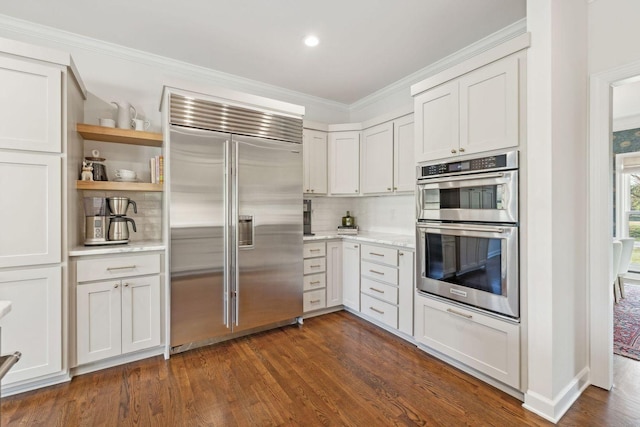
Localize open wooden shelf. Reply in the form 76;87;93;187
76;123;163;147
76;180;163;192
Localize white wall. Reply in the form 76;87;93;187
589;0;640;75
524;0;589;422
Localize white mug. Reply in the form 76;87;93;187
99;118;115;128
131;118;151;131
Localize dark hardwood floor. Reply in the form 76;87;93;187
1;311;639;426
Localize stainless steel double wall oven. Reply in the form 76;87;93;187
416;151;519;319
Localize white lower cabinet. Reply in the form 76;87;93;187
0;266;62;385
325;242;342;307
76;254;161;365
342;242;360;311
303;242;327;313
414;293;520;389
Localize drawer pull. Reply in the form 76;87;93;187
310;264;322;268
310;249;321;252
114;284;119;289
370;307;384;315
310;280;321;285
399;252;404;256
369;269;384;275
124;283;129;287
369;287;385;294
369;252;384;257
310;299;321;304
107;265;136;271
446;308;472;319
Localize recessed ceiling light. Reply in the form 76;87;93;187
304;35;319;47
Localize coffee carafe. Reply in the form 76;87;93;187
107;196;137;243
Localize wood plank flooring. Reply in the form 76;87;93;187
1;311;638;426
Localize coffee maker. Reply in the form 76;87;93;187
303;199;313;236
83;197;137;245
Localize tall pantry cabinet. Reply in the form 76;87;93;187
0;38;85;394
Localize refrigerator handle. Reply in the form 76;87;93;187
233;139;240;327
223;139;230;328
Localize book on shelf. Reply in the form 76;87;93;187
337;225;358;235
149;155;164;184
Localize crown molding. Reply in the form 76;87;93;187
349;17;527;113
0;14;349;115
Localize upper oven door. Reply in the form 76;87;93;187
417;170;518;223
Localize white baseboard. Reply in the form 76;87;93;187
1;372;71;397
523;366;590;423
71;346;165;377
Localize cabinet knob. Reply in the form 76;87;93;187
114;284;119;288
451;149;457;154
306;189;309;192
354;245;358;248
311;189;314;193
459;148;465;152
399;252;404;256
124;283;129;287
355;189;358;193
387;187;391;191
393;187;397;190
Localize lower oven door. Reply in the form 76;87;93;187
416;221;519;319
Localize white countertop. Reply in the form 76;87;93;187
304;230;415;249
69;240;166;257
0;301;11;320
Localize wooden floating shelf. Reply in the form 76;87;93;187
77;123;163;147
76;181;163;192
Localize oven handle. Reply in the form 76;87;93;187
421;224;506;234
417;171;506;185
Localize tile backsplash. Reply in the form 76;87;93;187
310;194;415;236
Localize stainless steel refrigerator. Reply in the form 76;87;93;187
167;94;303;353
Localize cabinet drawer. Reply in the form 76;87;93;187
361;277;398;305
304;257;326;275
304;242;326;258
303;289;326;312
303;273;326;291
361;293;398;329
77;254;161;282
414;294;520;388
361;260;398;286
361;244;398;266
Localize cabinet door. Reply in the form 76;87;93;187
398;250;414;336
0;57;61;153
303;129;328;194
0;152;61;268
414;81;459;163
328;131;360;195
342;242;360;311
458;55;519;155
121;275;161;354
326;242;342;307
393;115;415;193
0;266;61;384
362;122;393;194
77;280;122;364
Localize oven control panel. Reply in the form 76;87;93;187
419;151;517;178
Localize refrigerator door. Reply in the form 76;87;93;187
169;126;230;347
232;135;303;332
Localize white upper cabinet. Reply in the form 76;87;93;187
362;115;415;195
0;57;61;153
328;131;360;195
302;129;328;194
0;151;61;268
414;54;520;163
393;115;415;193
362;122;394;194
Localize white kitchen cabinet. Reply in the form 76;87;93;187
414;54;520;163
328;131;360;195
303;242;327;313
326;241;343;307
397;249;414;336
342;242;360;311
76;254;161;365
362;122;394;194
0;152;61;268
393;115;415;193
303;129;328;194
361;116;415;195
0;266;61;385
0;56;61;153
414;293;520;389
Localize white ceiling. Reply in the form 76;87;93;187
0;1;526;104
